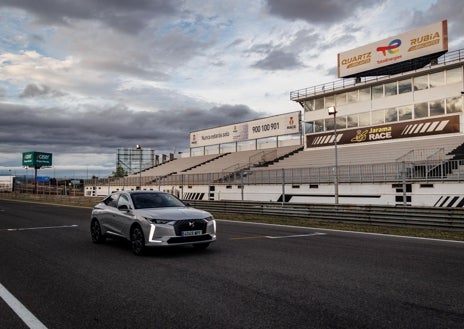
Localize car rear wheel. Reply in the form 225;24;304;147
193;242;210;250
90;219;106;244
130;226;145;255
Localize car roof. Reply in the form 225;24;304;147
118;190;165;195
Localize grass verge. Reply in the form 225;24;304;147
214;213;464;242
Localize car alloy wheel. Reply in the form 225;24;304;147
90;219;106;244
130;226;145;255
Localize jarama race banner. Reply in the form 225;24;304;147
306;115;460;148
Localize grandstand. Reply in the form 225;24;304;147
85;20;464;207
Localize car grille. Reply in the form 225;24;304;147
173;219;207;236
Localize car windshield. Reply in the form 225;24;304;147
130;193;186;209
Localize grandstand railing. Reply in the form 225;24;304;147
289;48;464;101
86;158;464;187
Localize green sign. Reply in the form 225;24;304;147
22;152;53;168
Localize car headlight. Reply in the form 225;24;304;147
144;217;173;224
204;216;214;222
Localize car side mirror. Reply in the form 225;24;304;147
118;205;131;212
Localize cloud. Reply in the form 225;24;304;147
1;0;181;34
0;102;263;157
253;50;304;70
265;0;377;25
20;84;66;98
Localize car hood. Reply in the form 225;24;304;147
134;207;211;220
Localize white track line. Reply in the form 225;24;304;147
0;283;48;329
1;225;78;232
266;232;326;239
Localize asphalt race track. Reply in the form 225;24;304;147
1;199;463;329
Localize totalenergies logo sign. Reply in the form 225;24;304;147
376;39;401;56
376;38;402;65
338;20;447;78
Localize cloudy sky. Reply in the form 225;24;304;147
1;0;463;177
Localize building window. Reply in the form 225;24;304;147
359;112;370;127
446;67;463;84
314;97;324;110
305;122;314;134
429;99;445;116
398;79;412;94
385;108;398;122
372;84;384;99
385;81;398;96
336;116;346;129
347;90;358;103
325;118;334;131
325;95;335;108
335;93;347;106
414;102;428;118
304;100;314;112
446;96;462;114
371;109;385;125
429;71;445;88
413;75;428;90
314;120;324;132
347;114;358;128
359;87;371;102
398;105;413;121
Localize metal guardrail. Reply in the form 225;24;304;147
2;193;463;231
187;200;464;231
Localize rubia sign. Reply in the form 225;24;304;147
307;115;460;148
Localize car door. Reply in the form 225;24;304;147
112;193;134;236
98;193;120;233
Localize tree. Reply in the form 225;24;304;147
112;164;127;177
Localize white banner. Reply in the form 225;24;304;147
190;111;300;147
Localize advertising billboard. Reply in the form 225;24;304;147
190;111;301;148
306;115;459;148
22;152;53;168
338;20;448;78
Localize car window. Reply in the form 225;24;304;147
103;194;119;208
117;194;131;209
131;193;185;209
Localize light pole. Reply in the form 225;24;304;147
136;144;142;190
328;106;339;204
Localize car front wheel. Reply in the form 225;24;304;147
90;219;106;244
130;226;145;255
